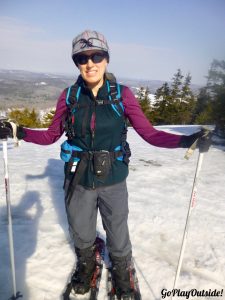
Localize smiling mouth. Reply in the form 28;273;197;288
86;70;97;76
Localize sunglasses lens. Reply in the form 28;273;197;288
76;54;88;65
75;52;106;65
92;53;105;63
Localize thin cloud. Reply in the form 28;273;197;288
0;16;73;73
0;16;44;39
0;16;206;84
0;16;177;78
109;42;179;81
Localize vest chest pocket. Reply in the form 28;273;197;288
69;103;93;138
95;105;124;134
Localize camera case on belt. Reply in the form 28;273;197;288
93;151;111;179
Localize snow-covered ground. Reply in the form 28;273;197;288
0;126;225;300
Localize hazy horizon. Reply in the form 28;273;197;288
1;0;224;86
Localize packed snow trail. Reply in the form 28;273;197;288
0;126;225;300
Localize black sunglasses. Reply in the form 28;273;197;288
74;52;108;65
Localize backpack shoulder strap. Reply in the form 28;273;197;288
105;73;124;116
66;83;81;108
64;83;82;140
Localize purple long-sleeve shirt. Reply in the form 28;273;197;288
23;86;182;148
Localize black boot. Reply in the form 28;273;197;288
110;252;135;300
71;244;96;295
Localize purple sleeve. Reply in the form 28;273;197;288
122;86;182;148
23;90;67;145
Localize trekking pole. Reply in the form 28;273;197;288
171;149;204;299
2;138;22;300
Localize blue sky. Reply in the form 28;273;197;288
0;0;224;85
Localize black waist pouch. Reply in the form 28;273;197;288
93;151;111;179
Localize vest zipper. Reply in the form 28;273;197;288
92;128;95;189
90;104;96;189
91;128;95;148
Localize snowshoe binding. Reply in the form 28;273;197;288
63;237;105;300
107;253;142;300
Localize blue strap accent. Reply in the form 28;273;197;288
72;86;81;113
116;83;125;112
66;85;81;104
60;141;83;163
116;83;121;98
66;86;72;105
106;80;110;93
114;145;121;151
72;145;83;151
112;104;121;117
114;145;123;161
76;86;81;101
66;85;81;113
117;83;124;112
107;80;122;117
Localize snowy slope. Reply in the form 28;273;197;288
0;126;225;300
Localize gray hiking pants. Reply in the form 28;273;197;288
64;180;132;257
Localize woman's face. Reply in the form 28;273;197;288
77;50;108;88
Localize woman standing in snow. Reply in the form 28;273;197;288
0;30;211;299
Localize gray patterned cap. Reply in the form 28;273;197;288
72;30;109;58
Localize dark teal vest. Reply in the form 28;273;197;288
64;76;129;188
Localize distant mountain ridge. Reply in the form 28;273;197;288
0;69;202;110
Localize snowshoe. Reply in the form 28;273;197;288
71;244;96;294
107;253;142;300
63;237;105;300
